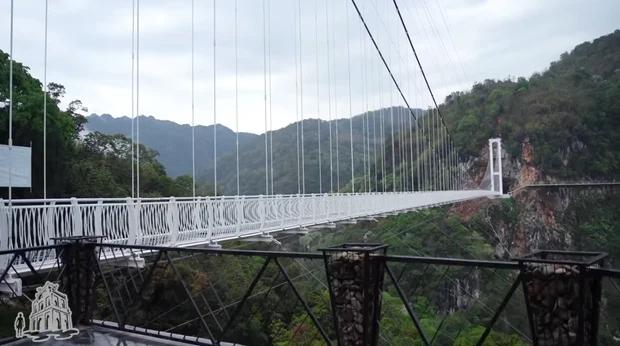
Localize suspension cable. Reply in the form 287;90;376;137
390;0;452;138
348;0;417;123
372;65;377;192
432;108;436;190
409;108;414;191
416;114;420;191
298;0;306;194
234;0;240;196
213;0;218;196
131;0;135;198
262;0;268;195
314;0;322;194
136;0;140;198
359;23;367;193
43;0;48;199
426;109;431;191
324;0;333;193
390;101;395;192
8;0;14;202
345;0;354;193
379;68;386;193
191;0;196;198
293;2;301;195
268;0;274;195
331;0;340;192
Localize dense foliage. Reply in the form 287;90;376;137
86;114;257;177
442;30;620;180
0;50;208;198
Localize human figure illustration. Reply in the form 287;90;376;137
14;312;25;338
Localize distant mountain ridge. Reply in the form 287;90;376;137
85;114;258;177
86;107;423;195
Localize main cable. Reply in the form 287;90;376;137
391;0;452;139
348;0;417;123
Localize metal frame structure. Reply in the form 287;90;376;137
2;241;618;345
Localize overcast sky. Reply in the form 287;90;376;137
2;0;619;134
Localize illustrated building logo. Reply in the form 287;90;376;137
14;281;79;343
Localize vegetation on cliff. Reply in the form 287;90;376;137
442;30;620;181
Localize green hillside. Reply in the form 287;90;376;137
204;107;424;195
442;30;620;180
0;50;197;198
86;114;257;177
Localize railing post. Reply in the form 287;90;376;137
207;197;214;241
45;201;55;243
236;196;244;237
278;195;285;228
323;193;331;221
259;195;265;231
126;197;137;244
297;194;302;226
311;194;317;224
192;197;200;240
94;200;103;237
168;197;179;245
70;197;83;236
0;199;8;268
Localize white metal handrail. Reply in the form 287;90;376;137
0;191;496;254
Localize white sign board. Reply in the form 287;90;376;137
0;144;31;188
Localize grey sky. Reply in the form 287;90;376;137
2;0;619;134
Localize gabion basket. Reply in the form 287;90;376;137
514;250;607;346
321;243;388;346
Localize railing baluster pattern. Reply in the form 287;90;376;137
0;191;496;268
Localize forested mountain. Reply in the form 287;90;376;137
3;30;619;198
203;107;423;195
86;114;257;177
2;21;620;346
0;50;198;198
442;30;620;182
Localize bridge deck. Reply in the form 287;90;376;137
1;191;496;250
0;191;497;271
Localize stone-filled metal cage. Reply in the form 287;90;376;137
515;250;608;346
321;243;388;346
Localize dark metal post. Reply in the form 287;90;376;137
56;236;103;327
515;250;606;346
321;243;388;346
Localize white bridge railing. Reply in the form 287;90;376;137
0;191;496;253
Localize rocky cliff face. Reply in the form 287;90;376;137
457;139;618;258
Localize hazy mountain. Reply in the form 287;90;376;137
86;107;424;195
85;114;258;177
201;107;425;195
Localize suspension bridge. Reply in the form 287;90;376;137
0;0;505;265
4;2;620;346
